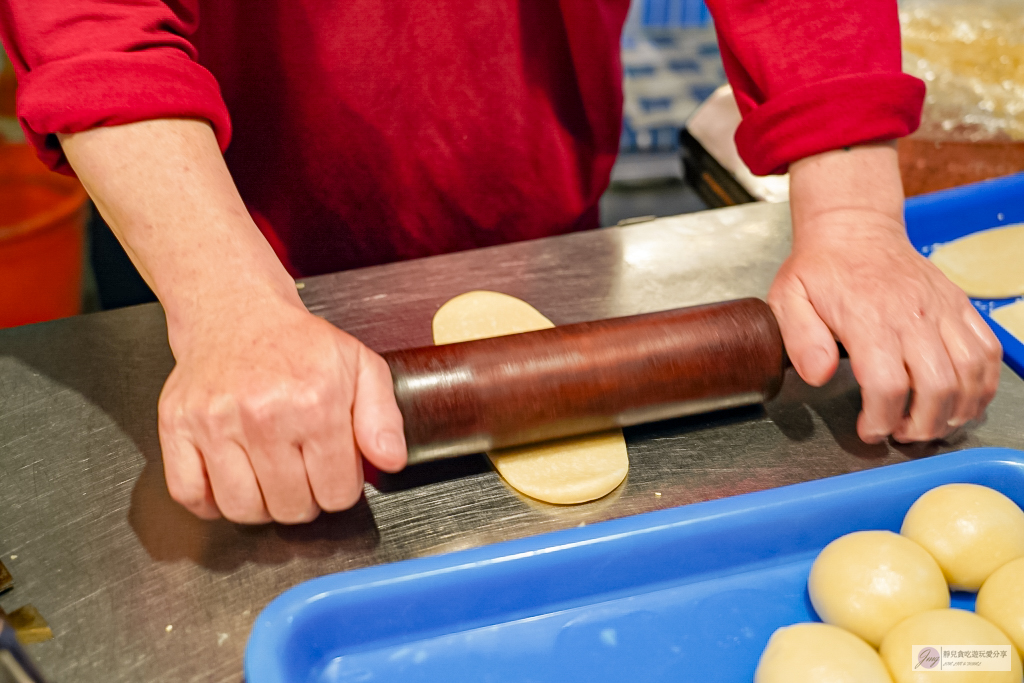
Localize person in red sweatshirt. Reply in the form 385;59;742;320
0;1;1001;525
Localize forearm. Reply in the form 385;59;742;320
788;142;905;244
58;119;301;350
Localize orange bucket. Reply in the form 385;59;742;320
0;143;88;328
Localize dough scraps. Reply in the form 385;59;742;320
992;299;1024;343
431;290;628;504
928;223;1024;298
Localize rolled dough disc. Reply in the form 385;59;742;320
992;300;1024;343
431;291;628;504
432;290;555;344
928;224;1024;298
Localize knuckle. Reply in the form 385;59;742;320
318;480;363;513
167;481;207;513
272;504;321;525
206;393;242;426
292;383;329;414
221;504;270;525
915;367;958;402
897;421;938;443
241;393;284;425
982;378;999;405
158;395;188;432
864;376;909;404
984;340;1003;363
364;349;392;380
932;374;959;401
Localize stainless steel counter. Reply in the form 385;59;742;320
1;201;1023;682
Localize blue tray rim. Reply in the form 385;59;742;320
245;447;1024;681
904;171;1024;379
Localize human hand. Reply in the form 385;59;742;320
158;294;406;524
57;120;406;523
770;144;1002;444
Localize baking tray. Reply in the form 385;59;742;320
245;447;1024;682
905;171;1024;378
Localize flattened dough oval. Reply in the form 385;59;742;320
928;224;1024;298
432;290;555;345
992;299;1024;342
431;290;628;504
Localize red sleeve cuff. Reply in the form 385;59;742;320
735;72;925;176
17;48;232;174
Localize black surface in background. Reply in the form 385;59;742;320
88;211;156;310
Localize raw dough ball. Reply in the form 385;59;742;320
977;557;1024;657
808;530;949;647
992;300;1024;344
880;609;1022;683
928;224;1024;298
901;484;1024;591
431;291;628;504
755;622;893;683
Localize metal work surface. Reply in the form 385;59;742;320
1;202;1023;682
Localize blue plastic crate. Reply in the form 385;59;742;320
245;447;1024;682
642;0;712;28
905;172;1024;379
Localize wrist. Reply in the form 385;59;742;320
789;141;906;248
161;261;306;357
790;207;907;251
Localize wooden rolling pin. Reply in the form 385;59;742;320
382;298;786;465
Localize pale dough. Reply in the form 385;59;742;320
808;530;949;647
432;291;555;345
992;300;1024;344
431;291;628;504
901;483;1024;591
755;622;893;683
977;557;1024;657
880;609;1022;683
928;224;1024;299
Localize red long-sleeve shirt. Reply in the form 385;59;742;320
0;1;923;277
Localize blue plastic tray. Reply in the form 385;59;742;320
245;447;1024;682
905;172;1024;378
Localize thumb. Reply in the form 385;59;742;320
768;274;840;387
352;345;408;473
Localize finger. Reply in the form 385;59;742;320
302;432;365;512
160;432;221;520
893;326;958;443
159;388;221;519
200;438;272;524
848;329;910;444
939;314;991;427
964;308;1003;412
767;276;840;387
246;439;321;524
352;346;407;472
